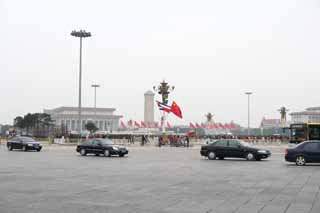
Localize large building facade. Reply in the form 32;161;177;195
44;107;122;133
260;118;281;129
144;90;155;125
290;107;320;123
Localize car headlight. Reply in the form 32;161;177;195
258;150;267;154
113;147;119;151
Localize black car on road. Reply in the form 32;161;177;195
7;136;42;152
201;139;271;161
76;138;129;157
285;140;320;166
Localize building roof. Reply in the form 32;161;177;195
45;106;116;113
290;111;320;116
305;107;320;111
290;106;320;115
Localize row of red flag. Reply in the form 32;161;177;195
189;122;237;129
120;121;236;129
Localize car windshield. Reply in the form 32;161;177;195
98;139;113;145
20;137;35;142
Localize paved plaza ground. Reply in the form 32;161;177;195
0;144;320;213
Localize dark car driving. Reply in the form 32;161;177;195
200;139;271;161
285;140;320;166
7;136;42;152
76;138;129;157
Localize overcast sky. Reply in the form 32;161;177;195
1;0;320;127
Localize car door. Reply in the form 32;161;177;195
303;142;320;162
15;138;24;149
227;140;243;158
83;140;94;153
213;140;228;157
92;140;104;154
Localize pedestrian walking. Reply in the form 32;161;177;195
158;136;162;148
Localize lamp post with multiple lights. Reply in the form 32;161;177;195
153;80;175;144
245;92;253;137
71;30;92;140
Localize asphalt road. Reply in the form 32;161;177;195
0;145;320;213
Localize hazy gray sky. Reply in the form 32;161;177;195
1;0;320;127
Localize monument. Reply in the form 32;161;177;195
144;91;155;126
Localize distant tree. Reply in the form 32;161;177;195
14;116;25;129
85;122;98;133
13;113;53;136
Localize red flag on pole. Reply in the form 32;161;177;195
120;121;126;129
189;122;196;128
141;121;146;128
134;121;140;128
171;101;183;119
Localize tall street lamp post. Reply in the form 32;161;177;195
245;92;253;137
153;80;175;144
91;84;100;115
71;30;91;141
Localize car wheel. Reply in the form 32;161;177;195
246;152;255;161
119;153;125;157
208;151;216;160
7;145;12;151
295;156;306;166
95;154;100;156
23;145;28;152
36;149;41;152
104;150;110;157
80;149;87;156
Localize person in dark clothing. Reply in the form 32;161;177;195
186;136;190;148
158;136;162;147
141;135;146;146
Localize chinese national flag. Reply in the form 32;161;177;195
171;101;183;119
134;121;140;127
120;121;126;128
141;121;146;128
189;122;196;128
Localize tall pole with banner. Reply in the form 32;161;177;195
153;80;175;144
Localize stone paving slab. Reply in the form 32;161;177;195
0;146;319;213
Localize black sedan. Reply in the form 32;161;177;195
200;139;271;161
285;140;320;166
7;136;42;152
76;138;129;157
